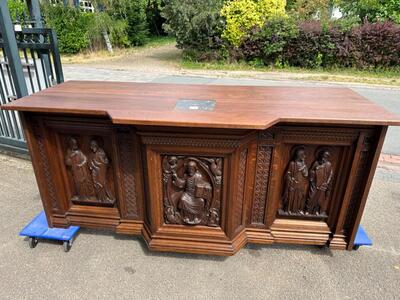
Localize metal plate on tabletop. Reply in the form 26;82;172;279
175;99;216;112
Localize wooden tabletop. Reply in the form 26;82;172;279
2;81;400;129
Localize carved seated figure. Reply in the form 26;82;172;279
172;160;212;225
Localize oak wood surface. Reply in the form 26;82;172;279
5;82;400;255
3;81;400;129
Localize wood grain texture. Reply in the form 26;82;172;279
3;81;400;129
5;81;399;256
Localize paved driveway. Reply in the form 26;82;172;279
0;153;399;299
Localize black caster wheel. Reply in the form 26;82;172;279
353;245;360;250
63;240;72;252
29;237;38;249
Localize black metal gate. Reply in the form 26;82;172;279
0;0;64;153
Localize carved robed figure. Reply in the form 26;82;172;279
282;146;309;214
65;137;115;205
89;140;114;204
306;150;334;215
65;137;95;201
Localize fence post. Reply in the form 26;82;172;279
26;0;56;85
0;1;28;98
26;0;43;27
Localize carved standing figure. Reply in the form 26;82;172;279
89;140;114;203
282;146;309;214
172;160;212;225
65;137;94;201
306;150;334;215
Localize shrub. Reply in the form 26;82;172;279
283;21;334;68
349;21;400;68
125;0;149;46
7;0;28;22
43;5;91;54
221;0;287;46
162;0;225;53
241;16;298;65
238;17;400;69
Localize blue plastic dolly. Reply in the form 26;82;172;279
20;211;80;252
353;225;372;250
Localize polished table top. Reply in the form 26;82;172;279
3;81;400;129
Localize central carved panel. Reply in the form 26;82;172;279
162;155;223;227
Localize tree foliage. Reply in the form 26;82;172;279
94;0;149;46
7;0;28;22
162;0;225;52
287;0;335;21
339;0;400;24
220;0;287;46
43;4;91;54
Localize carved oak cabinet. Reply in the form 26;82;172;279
4;81;400;256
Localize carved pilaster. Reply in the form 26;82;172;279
234;148;248;229
251;145;272;225
36;133;59;211
118;132;138;218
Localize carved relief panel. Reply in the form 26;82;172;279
162;155;223;227
280;146;335;219
64;136;116;207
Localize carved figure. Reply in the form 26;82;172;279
89;140;114;203
65;137;95;201
282;146;309;214
172;160;212;225
208;208;220;226
306;150;333;215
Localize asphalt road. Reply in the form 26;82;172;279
0;68;398;299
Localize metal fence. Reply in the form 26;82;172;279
0;1;63;153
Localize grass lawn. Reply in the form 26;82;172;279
61;36;176;65
181;60;400;87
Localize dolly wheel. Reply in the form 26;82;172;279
353;245;360;250
29;237;38;249
63;240;72;252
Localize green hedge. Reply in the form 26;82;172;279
240;19;400;69
43;5;91;54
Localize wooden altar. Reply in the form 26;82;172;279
3;81;400;255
